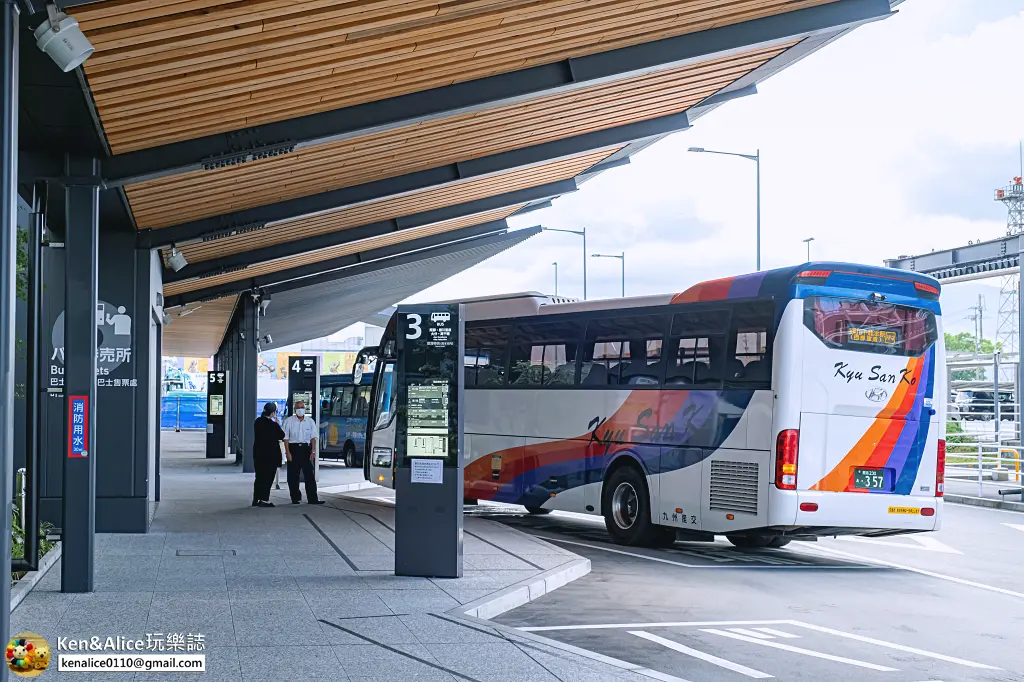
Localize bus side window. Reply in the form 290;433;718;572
509;321;581;386
338;386;354;416
727;301;774;388
666;309;728;388
465;325;511;387
582;315;667;386
329;388;343;417
354;387;370;417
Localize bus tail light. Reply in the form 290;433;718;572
935;439;945;497
775;429;799;490
921;507;935;517
914;281;940;299
799;502;818;512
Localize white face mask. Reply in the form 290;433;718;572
295;409;305;417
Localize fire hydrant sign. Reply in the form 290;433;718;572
68;395;89;458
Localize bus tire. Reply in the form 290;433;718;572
767;536;791;548
726;534;775;549
602;464;664;547
343;443;356;468
525;506;551;515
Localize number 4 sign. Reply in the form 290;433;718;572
67;395;89;458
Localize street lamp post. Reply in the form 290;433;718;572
802;237;815;262
591;252;625;297
689;146;761;271
542;226;587;299
552;262;558;296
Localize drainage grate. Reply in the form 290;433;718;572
175;550;236;557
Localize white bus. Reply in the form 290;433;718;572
361;264;945;548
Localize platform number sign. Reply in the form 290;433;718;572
67;395;89;458
405;313;422;340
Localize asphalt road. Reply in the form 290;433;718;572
486;502;1024;682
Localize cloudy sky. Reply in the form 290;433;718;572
341;0;1024;342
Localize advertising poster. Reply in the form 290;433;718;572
257;352;277;375
276;353;291;379
322;352;356;375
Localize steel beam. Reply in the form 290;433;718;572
61;156;99;593
161;178;577;282
885;235;1023;280
0;0;17;659
164;219;517;307
99;0;892;188
140;111;690;249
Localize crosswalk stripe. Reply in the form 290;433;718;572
753;628;801;639
701;629;898;671
629;631;774;679
727;628;775;639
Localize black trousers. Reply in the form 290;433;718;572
287;444;319;503
252;458;278;503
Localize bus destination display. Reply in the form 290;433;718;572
847;325;900;347
407;382;449;457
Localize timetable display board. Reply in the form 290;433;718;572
394;303;464;578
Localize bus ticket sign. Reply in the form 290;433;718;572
67;395;89;458
847;325;900;347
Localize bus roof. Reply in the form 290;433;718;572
452;262;941;320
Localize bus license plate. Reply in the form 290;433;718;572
854;468;886;490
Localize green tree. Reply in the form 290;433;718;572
945;332;1000;381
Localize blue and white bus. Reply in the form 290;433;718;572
318;373;374;467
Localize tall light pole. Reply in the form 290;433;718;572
542;226;587;299
803;237;814;262
689;147;761;271
552;262;558;296
592;252;625;297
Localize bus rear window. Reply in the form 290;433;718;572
803;297;936;357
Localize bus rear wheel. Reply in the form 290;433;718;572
525;506;551;515
343;443;356;468
602;465;673;547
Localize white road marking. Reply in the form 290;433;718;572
519;619;792;633
789;622;1001;669
753;628;800;639
541;536;872;570
836;535;961;554
1003;523;1024;533
630;631;773;679
798;543;1024;601
726;628;776;639
700;629;898;672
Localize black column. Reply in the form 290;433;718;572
61;156;100;593
154;323;162;503
0;0;19;662
240;298;257;474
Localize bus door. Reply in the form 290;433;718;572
367;361;397;488
796;294;941;498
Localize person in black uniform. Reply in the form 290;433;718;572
252;402;285;508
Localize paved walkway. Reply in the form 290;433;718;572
9;432;652;681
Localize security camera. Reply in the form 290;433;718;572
162;311;172;326
167;246;188;272
259;294;271;315
262;334;273;345
34;6;95;73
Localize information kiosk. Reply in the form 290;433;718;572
394;304;464;578
286;355;320;480
205;370;228;458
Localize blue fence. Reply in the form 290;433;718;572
161;396;286;430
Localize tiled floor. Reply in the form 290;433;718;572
9;432;643;680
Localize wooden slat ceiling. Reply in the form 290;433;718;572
163;205;523;297
165;149;612;267
77;0;836;153
162;294;238;357
126;42;792;229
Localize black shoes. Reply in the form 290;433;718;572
291;500;301;504
256;501;275;508
309;500;326;505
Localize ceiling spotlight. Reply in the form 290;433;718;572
34;5;95;73
162;311;172;326
177;306;201;318
167;246;188;272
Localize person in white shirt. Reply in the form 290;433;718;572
282;400;325;505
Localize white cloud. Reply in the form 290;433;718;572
398;0;1022;340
